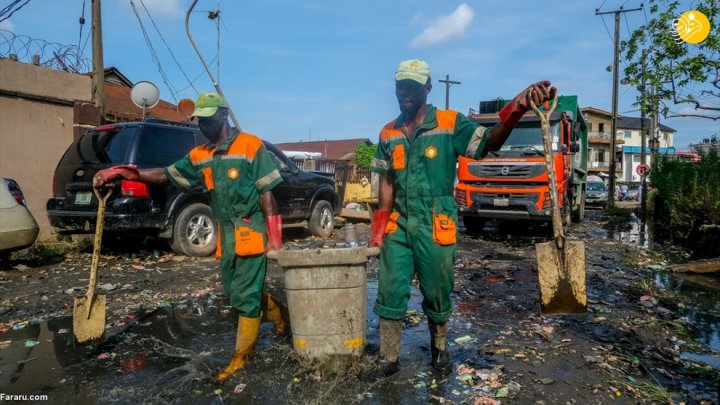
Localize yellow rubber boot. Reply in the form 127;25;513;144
215;316;261;381
261;292;290;335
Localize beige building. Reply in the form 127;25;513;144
0;59;94;240
581;107;675;183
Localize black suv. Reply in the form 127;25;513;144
47;119;339;256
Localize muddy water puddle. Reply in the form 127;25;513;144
0;280;500;403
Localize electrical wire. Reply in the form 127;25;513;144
138;0;198;96
0;0;31;23
129;0;179;102
77;0;86;57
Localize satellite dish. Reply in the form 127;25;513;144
130;81;160;118
177;98;195;120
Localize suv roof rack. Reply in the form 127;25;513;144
143;118;196;128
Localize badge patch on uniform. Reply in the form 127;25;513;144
228;168;239;180
425;146;438;159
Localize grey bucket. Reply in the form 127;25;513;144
267;247;379;363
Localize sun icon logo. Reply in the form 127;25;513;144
672;10;710;44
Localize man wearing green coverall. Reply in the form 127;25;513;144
94;92;287;381
369;59;555;374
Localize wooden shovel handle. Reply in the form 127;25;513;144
527;92;564;248
86;188;111;318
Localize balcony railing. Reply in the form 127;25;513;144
588;131;624;144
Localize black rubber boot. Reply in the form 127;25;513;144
379;318;402;376
428;319;452;373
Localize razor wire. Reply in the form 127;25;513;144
0;29;90;73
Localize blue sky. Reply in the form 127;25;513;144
2;0;718;149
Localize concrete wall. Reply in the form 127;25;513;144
0;59;92;240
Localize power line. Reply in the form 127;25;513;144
129;0;179;102
0;0;31;23
77;0;86;58
138;0;198;96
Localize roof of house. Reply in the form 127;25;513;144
617;116;676;133
582;107;676;133
98;66;186;122
274;138;373;160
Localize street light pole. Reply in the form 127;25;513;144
640;49;648;221
91;0;104;121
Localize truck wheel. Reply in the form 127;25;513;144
462;216;485;234
572;189;585;223
169;203;216;257
309;200;334;238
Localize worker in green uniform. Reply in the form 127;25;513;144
369;59;555;374
94;92;286;381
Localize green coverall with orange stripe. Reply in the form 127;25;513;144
165;129;283;317
369;105;489;323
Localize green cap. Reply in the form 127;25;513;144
192;92;229;118
395;59;431;85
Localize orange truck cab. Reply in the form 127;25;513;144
455;95;588;232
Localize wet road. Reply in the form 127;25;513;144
1;212;719;404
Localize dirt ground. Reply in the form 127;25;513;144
0;209;718;404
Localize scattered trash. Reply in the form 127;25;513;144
404;310;422;326
455;336;473;344
234;384;246;394
57;329;70;334
24;340;39;348
98;353;111;360
0;340;11;349
100;283;116;291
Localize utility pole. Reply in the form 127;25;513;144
650;84;659;161
596;5;642;207
438;74;461;110
91;0;105;121
640;49;648;221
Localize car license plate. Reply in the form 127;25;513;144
493;198;509;207
75;191;92;205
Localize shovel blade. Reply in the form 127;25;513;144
73;294;107;344
536;240;587;314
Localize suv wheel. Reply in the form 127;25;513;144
308;200;334;238
170;203;216;257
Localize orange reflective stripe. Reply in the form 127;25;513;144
215;223;222;260
435;110;458;132
189;145;214;165
380;122;403;142
226;132;263;160
202;167;214;190
392;144;406;170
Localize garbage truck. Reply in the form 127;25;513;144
455;95;588;232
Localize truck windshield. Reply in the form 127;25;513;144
495;121;560;156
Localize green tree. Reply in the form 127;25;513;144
355;143;376;168
621;0;719;119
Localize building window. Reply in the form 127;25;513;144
599;123;605;133
624;130;631;138
588;122;593;131
598;149;605;163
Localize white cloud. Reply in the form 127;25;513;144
410;3;475;48
0;19;15;32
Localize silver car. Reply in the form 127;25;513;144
0;178;39;255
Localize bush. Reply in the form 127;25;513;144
650;148;720;257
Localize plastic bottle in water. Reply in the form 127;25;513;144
344;223;358;248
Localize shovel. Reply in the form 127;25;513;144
529;93;587;314
73;188;111;343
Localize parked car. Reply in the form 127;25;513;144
0;178;39;256
625;184;640;201
47;119;339;256
585;176;608;208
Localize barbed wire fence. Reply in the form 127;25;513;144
0;29;90;73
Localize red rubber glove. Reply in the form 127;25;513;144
499;81;555;128
266;214;282;250
93;165;139;188
369;209;390;248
